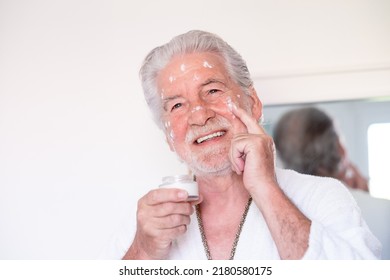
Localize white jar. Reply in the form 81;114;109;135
159;175;199;201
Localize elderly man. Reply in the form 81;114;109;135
113;30;380;260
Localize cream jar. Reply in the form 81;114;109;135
159;175;199;201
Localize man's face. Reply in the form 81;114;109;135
157;52;261;176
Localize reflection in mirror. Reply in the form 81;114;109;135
263;98;390;201
263;98;390;259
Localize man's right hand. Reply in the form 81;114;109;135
123;188;201;259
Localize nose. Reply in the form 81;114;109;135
188;103;215;126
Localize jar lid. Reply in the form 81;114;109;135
161;174;193;184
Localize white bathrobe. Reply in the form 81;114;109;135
100;168;381;259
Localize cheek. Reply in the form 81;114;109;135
163;121;174;145
207;96;238;119
166;119;187;144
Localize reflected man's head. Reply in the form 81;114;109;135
273;107;342;177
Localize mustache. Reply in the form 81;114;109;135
185;117;231;143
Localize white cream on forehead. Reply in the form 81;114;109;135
180;63;186;72
203;61;213;68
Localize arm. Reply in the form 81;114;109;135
249;181;311;259
229;104;380;259
229;104;311;259
338;161;369;191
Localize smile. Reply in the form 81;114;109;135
195;131;226;144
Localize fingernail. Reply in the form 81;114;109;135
177;190;188;199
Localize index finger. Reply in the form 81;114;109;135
145;188;189;206
231;103;265;134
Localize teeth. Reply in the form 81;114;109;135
196;131;225;144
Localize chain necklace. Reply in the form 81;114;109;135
195;197;252;260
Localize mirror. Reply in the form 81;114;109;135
263;98;390;259
263;98;390;201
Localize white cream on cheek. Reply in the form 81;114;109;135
164;120;176;148
169;129;175;143
224;96;237;119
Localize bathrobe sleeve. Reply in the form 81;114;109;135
277;169;381;259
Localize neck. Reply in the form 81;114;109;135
194;171;252;260
195;170;250;210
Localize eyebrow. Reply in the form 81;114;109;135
161;79;227;111
200;78;226;87
162;95;181;111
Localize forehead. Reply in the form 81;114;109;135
157;52;229;88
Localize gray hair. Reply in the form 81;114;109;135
273;107;342;176
139;30;253;129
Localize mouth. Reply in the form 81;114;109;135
195;130;226;144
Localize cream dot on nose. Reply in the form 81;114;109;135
191;106;204;113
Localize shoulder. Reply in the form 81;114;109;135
275;167;358;215
276;167;346;192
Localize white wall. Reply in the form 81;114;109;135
1;0;389;259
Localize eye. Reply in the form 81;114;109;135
171;103;182;111
208;89;219;95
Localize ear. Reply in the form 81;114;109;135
248;86;263;121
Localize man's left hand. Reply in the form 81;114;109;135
229;104;277;193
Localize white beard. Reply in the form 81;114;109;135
176;116;234;177
180;144;232;177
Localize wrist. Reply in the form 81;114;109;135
247;179;281;208
123;236;154;260
245;174;279;196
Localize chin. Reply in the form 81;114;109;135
187;158;233;178
177;145;233;176
193;166;233;178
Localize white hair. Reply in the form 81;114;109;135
139;30;253;129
